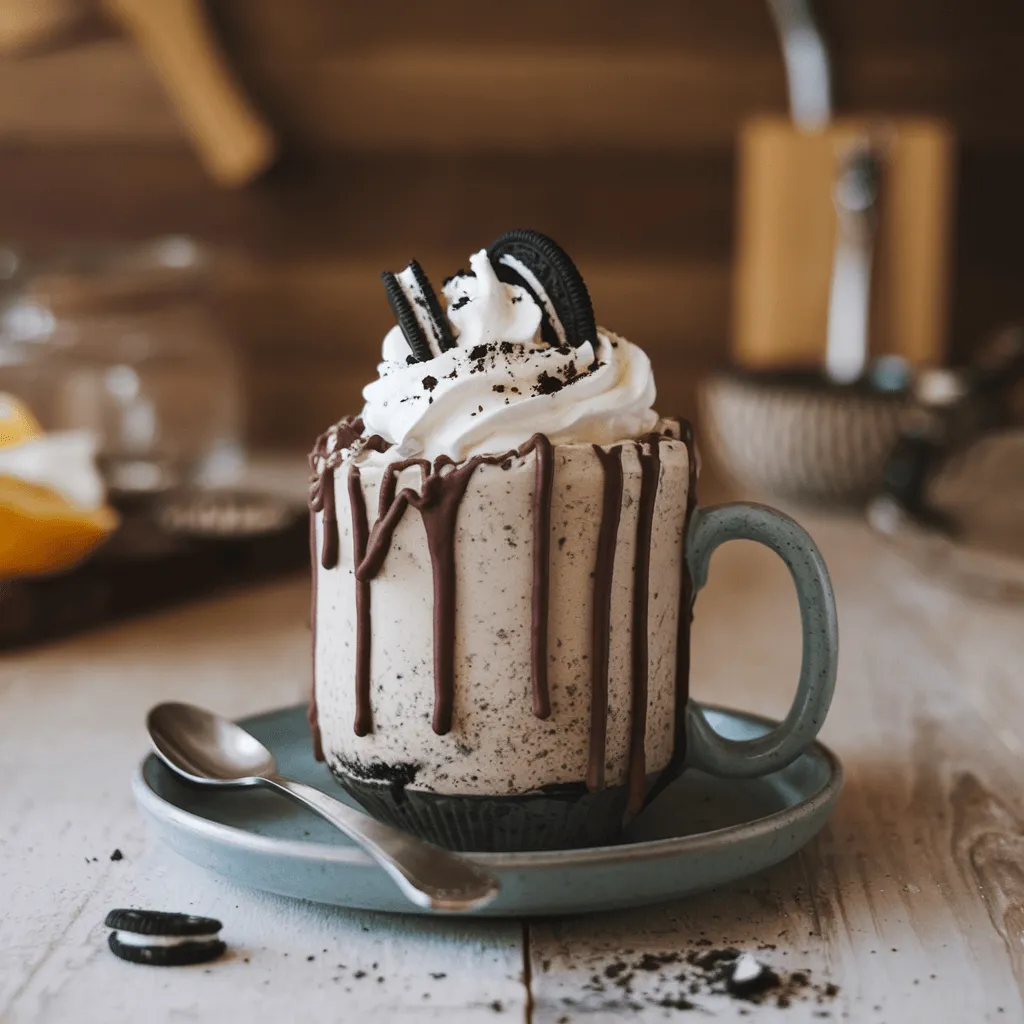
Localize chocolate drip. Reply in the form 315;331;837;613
357;456;487;735
625;434;663;813
354;435;554;736
419;465;479;735
308;419;691;788
306;415;369;755
308;510;324;762
644;418;699;807
674;421;698;756
531;435;554;719
319;466;339;569
329;417;365;452
587;444;624;792
348;466;373;737
360;459;431;578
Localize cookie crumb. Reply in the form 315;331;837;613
534;372;564;395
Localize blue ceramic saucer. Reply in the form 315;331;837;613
133;703;842;917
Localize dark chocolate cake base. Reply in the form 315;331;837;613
330;764;646;852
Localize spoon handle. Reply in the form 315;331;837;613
264;776;500;912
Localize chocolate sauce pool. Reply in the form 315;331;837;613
308;421;697;812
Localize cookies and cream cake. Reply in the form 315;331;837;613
308;231;697;850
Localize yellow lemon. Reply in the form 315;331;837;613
0;396;118;579
0;476;118;578
0;393;44;447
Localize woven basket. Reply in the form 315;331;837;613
701;370;910;506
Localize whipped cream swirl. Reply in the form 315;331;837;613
362;250;658;461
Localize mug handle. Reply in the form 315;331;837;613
683;502;839;777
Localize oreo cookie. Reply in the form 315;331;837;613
105;909;225;966
487;229;596;349
381;260;455;362
407;260;456;353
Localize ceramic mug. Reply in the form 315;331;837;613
312;435;839;852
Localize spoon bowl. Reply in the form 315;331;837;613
149;702;277;784
146;701;500;912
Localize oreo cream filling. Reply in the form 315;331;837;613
113;931;221;948
396;264;446;358
494;252;568;348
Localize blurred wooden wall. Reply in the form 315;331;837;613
0;0;1021;446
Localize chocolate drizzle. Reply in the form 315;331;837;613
530;434;554;719
309;418;366;571
359;458;431;578
673;419;699;764
348;467;373;737
626;433;663;813
318;467;338;569
358;453;483;735
308;417;699;805
420;463;478;735
349;435;555;736
307;511;324;762
307;416;366;759
644;418;699;807
587;444;624;792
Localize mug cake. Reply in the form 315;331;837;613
308;230;697;851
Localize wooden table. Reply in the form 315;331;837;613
3;498;1023;1022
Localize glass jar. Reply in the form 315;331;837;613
0;237;243;495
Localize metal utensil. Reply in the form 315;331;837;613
768;0;882;385
766;0;832;131
825;141;882;384
146;701;500;912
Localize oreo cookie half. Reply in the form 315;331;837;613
105;909;226;967
407;260;456;353
381;260;455;362
487;229;596;350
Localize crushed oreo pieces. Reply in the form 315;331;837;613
534;372;564;395
565;946;839;1014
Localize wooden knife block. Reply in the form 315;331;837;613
733;117;955;371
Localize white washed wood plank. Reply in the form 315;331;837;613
3;475;1022;1022
0;580;523;1023
529;514;1024;1022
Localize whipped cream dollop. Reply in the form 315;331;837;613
362;250;658;461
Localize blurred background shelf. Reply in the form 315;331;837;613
0;0;1020;446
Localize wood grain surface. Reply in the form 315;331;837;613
0;0;1020;445
2;464;1022;1022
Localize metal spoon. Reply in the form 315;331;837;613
825;140;882;385
147;701;500;912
